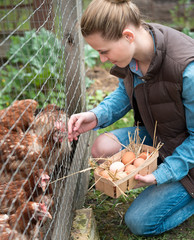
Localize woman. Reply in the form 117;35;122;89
68;0;194;236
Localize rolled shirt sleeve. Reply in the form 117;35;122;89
91;78;131;129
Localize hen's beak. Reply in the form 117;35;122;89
38;203;52;219
38;209;52;220
41;185;46;192
44;211;52;219
40;174;50;192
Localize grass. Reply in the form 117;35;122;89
97;110;135;135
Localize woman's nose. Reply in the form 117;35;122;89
99;54;108;63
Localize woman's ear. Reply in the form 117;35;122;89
122;29;135;43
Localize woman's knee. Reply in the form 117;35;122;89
124;205;157;236
124;207;147;236
91;133;121;158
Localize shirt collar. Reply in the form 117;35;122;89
129;59;143;77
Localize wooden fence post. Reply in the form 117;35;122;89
61;0;86;116
31;0;55;31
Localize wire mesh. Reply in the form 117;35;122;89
0;0;89;239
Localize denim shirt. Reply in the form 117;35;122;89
91;61;194;185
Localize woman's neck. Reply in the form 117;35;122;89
134;26;155;74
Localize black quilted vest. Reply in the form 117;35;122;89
110;23;194;197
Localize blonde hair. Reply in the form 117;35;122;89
81;0;144;40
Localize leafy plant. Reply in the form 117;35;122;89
182;27;194;38
84;44;99;91
0;28;65;108
86;90;107;110
97;110;135;136
85;76;94;89
84;44;99;68
170;0;194;29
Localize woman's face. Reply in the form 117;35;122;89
85;32;135;68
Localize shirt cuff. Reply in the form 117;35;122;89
152;163;174;185
90;106;109;128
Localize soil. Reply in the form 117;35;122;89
86;66;119;95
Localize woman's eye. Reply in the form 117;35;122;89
100;51;108;55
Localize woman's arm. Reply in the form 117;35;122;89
91;78;131;128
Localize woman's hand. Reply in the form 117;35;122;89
68;112;98;142
133;173;157;188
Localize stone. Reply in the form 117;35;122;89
71;208;100;240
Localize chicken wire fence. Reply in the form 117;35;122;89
0;1;92;239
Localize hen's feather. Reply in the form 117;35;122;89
0;126;57;181
0;99;38;132
0;202;51;240
0;169;50;214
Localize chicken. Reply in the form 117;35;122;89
0;102;70;184
34;188;54;211
0;123;60;181
0;169;51;214
0;201;52;240
0;99;38;132
33;104;72;169
34;104;70;144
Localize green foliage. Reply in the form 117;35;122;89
84;44;99;90
84;44;99;68
0;0;31;31
86;87;134;135
170;0;194;29
86;90;107;110
0;28;65;109
99;61;114;70
85;76;94;89
182;27;194;38
97;110;134;136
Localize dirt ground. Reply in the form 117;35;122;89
86;66;119;95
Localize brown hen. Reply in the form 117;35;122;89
0;102;70;185
0;169;51;214
0;125;59;181
0;201;52;240
0;99;38;132
33;104;72;168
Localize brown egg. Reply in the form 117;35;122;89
138;151;150;160
133;157;145;168
121;151;136;165
124;164;137;175
116;171;128;179
99;170;112;180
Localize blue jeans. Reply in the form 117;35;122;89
111;126;153;150
125;182;194;236
110;126;194;236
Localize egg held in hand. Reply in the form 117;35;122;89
109;161;125;174
121;151;136;165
